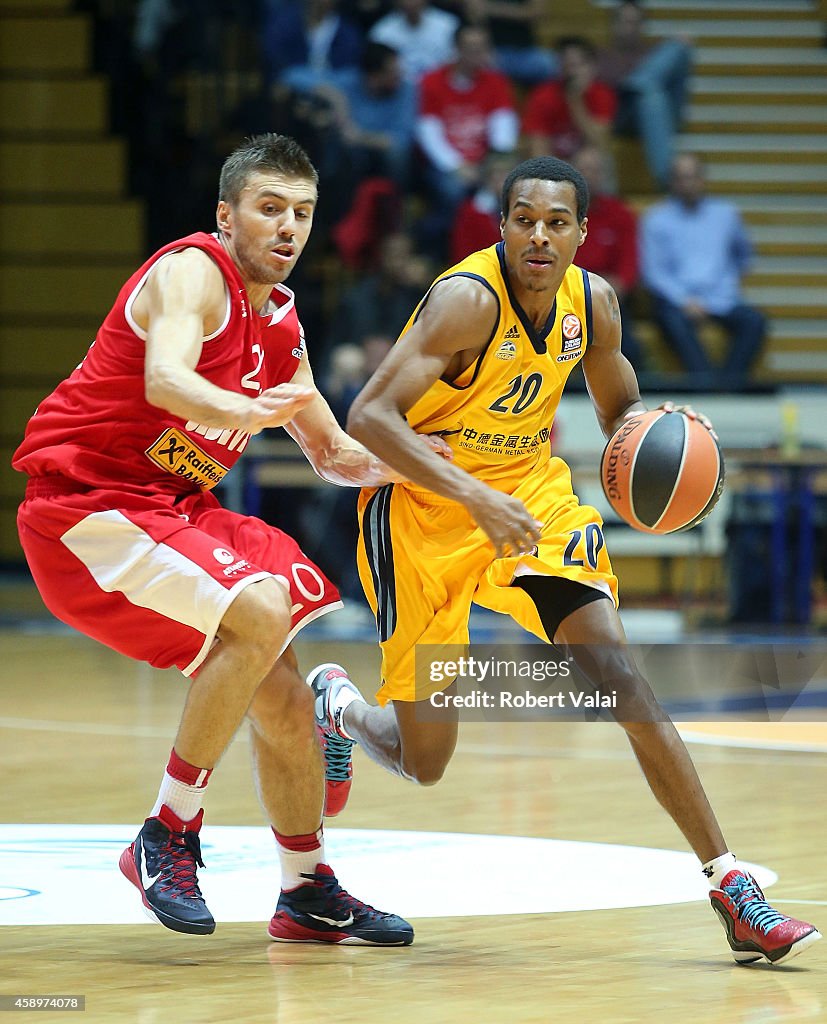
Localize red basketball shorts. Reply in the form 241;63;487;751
17;479;342;676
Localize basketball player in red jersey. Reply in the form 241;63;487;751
12;134;414;945
308;156;821;964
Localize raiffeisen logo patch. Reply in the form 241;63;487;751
146;428;229;490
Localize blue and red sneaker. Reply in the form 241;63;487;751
269;864;413;945
307;663;363;817
119;805;215;935
315;725;354;817
710;869;821;964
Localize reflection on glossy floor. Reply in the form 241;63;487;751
1;632;824;1024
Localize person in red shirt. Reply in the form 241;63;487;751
523;36;617;162
448;149;513;264
571;143;646;370
416;23;518;251
12;133;417;947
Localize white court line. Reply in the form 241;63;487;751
455;742;827;769
0;716;174;739
771;900;827;906
457;741;632;761
678;730;827;754
3;719;827;771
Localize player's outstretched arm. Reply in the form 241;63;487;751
281;351;421;486
581;273;646;439
141;248;313;432
347;277;542;558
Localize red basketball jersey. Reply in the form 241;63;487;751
13;232;305;494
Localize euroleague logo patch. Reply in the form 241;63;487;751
557;314;583;362
561;314;582;347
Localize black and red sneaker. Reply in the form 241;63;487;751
119;805;215;935
269;864;413;946
710;869;821;964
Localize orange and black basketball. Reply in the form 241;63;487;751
600;410;725;534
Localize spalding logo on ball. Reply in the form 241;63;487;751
600;410;725;534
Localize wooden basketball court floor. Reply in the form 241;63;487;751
1;629;825;1024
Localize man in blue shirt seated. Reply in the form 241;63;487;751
641;153;766;389
284;42;417;190
263;0;364;87
326;42;418;188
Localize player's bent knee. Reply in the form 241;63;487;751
220;577;291;664
394;709;457;785
411;768;445;787
401;752;449;786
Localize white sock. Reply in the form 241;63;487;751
275;827;325;890
149;772;207;822
336;686;365;742
702;851;737;888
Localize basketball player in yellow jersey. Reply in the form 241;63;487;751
310;157;820;963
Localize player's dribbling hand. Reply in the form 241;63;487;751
248;384;316;432
466;485;544;560
658;401;718;441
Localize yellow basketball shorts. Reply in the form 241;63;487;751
356;457;618;705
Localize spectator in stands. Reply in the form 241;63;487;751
369;0;460;82
318;334;395;603
133;0;178;62
352;1;395;32
223;82;354;233
457;0;557;84
363;332;395;376
596;0;692;189
321;335;395;434
571;144;646;371
523;36;618;163
640;153;766;389
263;0;364;89
416;23;519;251
449;150;513;264
323;344;369;426
308;42;417;188
327;232;434;352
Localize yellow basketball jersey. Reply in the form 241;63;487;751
402;243;592;487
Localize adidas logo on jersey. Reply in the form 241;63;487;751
495;340;517;360
503;324;520;340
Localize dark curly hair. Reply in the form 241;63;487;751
501;157;590;222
